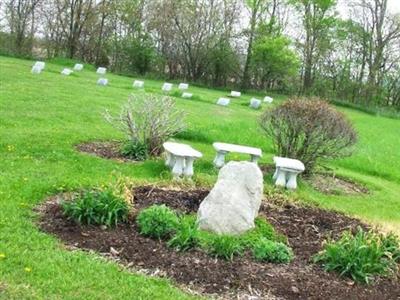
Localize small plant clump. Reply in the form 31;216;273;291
314;227;400;284
104;94;186;160
136;205;293;263
136;205;179;239
62;189;130;227
253;238;294;263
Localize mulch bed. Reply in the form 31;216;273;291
37;187;399;300
76;141;135;162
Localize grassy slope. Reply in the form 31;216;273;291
0;56;399;298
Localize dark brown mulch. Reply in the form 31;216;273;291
308;173;369;195
76;141;135;162
38;187;399;300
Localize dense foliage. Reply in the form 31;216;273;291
260;98;358;173
252;239;294;263
62;189;130;227
136;205;179;239
314;228;400;284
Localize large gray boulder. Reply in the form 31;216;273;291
197;161;263;235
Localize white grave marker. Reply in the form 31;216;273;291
178;83;189;90
162;82;173;92
31;65;42;74
97;78;108;86
34;61;45;70
249;98;261;109
133;80;144;88
217;97;230;106
264;96;273;103
231;91;241;97
96;67;107;75
182;92;193;99
73;64;83;71
61;68;73;76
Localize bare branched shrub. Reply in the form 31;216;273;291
104;94;186;158
260;98;357;173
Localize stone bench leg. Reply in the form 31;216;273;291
272;167;279;181
274;169;287;187
213;151;228;168
183;157;195;177
286;172;298;189
172;156;184;178
250;155;260;164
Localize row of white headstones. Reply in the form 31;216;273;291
31;61;273;108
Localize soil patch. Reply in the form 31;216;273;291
309;173;369;195
76;141;134;162
38;187;399;300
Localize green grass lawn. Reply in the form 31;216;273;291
1;56;399;299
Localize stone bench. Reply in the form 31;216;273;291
273;156;305;189
133;80;144;88
213;142;262;168
163;142;202;178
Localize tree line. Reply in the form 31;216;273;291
1;0;399;110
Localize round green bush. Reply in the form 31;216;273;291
136;205;179;239
167;215;199;251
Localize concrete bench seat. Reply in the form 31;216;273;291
213;142;262;168
163;142;202;178
273;156;305;189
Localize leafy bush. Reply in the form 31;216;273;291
314;228;400;284
260;98;357;173
120;141;148;161
252;239;294;263
104;94;186;159
136;205;179;239
200;233;244;260
62;189;130;227
168;215;200;251
242;217;287;246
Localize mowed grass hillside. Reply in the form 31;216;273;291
0;56;399;299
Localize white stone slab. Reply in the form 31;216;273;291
231;91;241;97
163;142;202;158
61;68;73;76
214;142;262;157
31;65;42;74
182;92;192;98
96;67;107;75
34;61;45;70
162;82;173;92
217;97;230;106
73;64;83;71
273;156;305;172
97;78;108;86
133;80;144;88
264;96;273;103
178;83;189;90
250;98;261;109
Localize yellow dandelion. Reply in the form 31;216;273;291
24;267;32;272
0;253;5;259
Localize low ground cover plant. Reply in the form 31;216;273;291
314;227;400;284
62;189;130;227
104;94;186;160
136;204;294;263
260;98;357;173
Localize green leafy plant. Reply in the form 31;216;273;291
136;205;179;239
120;141;148;161
200;232;244;260
314;228;400;284
252;238;294;263
168;215;199;251
62;189;130;227
242;217;287;246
